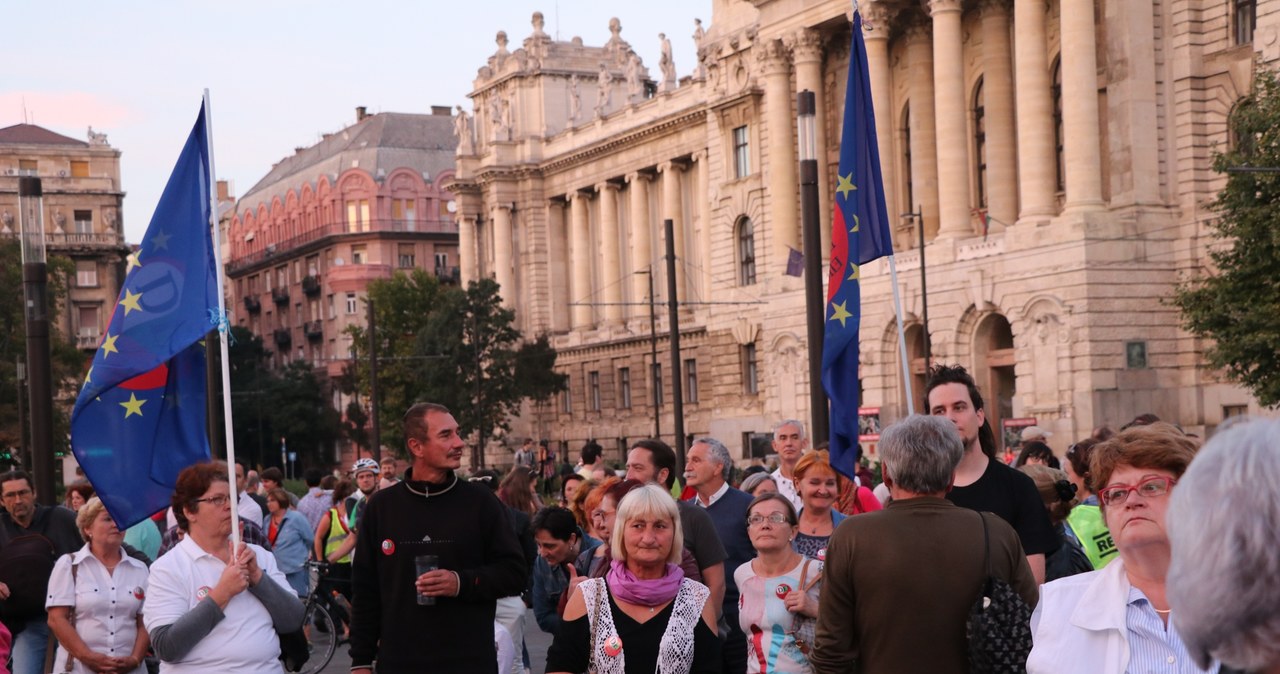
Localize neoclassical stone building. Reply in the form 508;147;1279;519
448;0;1280;464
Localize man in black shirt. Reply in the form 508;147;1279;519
925;365;1056;584
349;402;525;673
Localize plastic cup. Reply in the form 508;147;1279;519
415;554;439;606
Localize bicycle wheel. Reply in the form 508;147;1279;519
298;602;338;674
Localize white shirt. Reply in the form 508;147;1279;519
771;469;803;512
46;544;150;674
144;536;290;673
695;481;731;508
237;491;263;525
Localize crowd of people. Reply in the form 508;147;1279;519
2;362;1278;673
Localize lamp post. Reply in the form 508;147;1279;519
14;358;26;466
797;90;829;445
19;176;56;505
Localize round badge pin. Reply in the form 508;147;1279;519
817;548;827;561
195;586;212;601
381;539;396;555
604;634;624;657
775;583;792;599
132;587;145;601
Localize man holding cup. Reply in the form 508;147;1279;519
349;402;527;673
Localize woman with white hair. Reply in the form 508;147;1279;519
1168;418;1280;674
546;484;721;673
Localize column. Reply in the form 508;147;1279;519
1013;0;1057;219
694;153;712;298
863;5;897;240
626;172;652;317
758;38;799;268
906;22;941;240
458;215;477;286
980;0;1018;229
1060;0;1104;210
596;182;623;325
791;28;832;254
658;161;686;303
569;191;593;329
930;0;971;238
491;204;515;306
545;200;571;333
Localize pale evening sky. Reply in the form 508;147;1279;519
2;1;712;244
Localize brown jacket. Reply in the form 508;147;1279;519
810;496;1038;674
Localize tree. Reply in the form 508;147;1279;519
0;239;87;461
346;272;567;463
1172;67;1280;405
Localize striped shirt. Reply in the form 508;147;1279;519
1125;585;1219;674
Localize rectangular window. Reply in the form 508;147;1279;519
434;252;449;271
70;160;89;178
1223;404;1249;419
398;244;415;268
77;305;100;337
392;198;416;224
1236;0;1257;45
75;260;97;287
562;376;573;414
345;199;370;232
589;371;601;411
352;245;367;265
652;363;664;408
742;343;759;395
306;255;320;277
276;266;288;287
733;126;750;179
248;274;259;294
345;293;357;315
18;159;36;176
619;367;632;409
327;294;336;319
73;210;92;234
684;358;698;404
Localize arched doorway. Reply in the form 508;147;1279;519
973;314;1015;450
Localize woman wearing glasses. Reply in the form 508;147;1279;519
144;462;304;673
1028;423;1219;674
735;493;823;673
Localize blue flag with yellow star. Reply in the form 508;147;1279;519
70;103;217;529
823;11;895;481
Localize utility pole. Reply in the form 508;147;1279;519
637;268;661;439
19;176;56;504
664;219;686;470
367;297;381;462
797;90;829;445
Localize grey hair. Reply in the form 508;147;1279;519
693;437;733;482
611;483;684;565
1167;418;1280;671
773;419;807;439
878;415;964;494
740;472;776;495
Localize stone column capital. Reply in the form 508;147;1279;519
595;181;620;194
625;171;653;184
755;39;792;76
928;0;963;17
786;28;825;64
567;189;589;203
657;160;685;175
861;4;894;38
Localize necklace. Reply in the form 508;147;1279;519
1153;607;1172;614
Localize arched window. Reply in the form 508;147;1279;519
737;217;756;286
973;77;988;210
901;104;914;219
1052;57;1065;193
1229;99;1256;155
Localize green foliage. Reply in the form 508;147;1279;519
346;273;567;458
0;239;86;459
1173;67;1280;406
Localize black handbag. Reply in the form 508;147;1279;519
279;626;311;672
966;512;1033;673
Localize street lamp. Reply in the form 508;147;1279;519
19;176;56;505
797;90;829;445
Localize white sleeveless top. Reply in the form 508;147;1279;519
579;576;710;674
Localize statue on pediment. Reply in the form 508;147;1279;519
625;53;643;102
595;64;613;118
454;106;475;155
569;75;582;124
658;33;677;92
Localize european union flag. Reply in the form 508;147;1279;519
70;103;218;529
823;11;895;481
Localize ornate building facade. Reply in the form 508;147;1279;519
0;124;130;353
223;107;460;466
449;0;1280;465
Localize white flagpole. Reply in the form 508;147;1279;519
203;88;241;547
886;254;915;415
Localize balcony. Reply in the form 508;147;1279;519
0;230;123;248
272;287;290;305
304;321;323;340
75;329;101;350
435;265;460;285
243;295;262;314
273;328;292;348
226;218;459;274
302;275;321;296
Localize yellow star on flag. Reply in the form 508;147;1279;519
829;300;853;328
125;251;142;275
119;289;143;316
151;230;172;250
120;393;147;418
836;173;857;200
848;263;860;281
85;366;94;385
101;333;119;358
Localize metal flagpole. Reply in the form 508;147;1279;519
886;255;915;415
204;88;241;547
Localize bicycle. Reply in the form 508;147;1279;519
297;561;351;674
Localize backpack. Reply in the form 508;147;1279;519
966;513;1034;673
0;534;57;621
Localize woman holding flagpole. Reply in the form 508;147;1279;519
144;462;303;673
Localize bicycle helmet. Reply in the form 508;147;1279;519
351;458;381;475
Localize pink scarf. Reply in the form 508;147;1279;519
606;559;684;606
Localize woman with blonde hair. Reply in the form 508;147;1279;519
546;484;720;673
